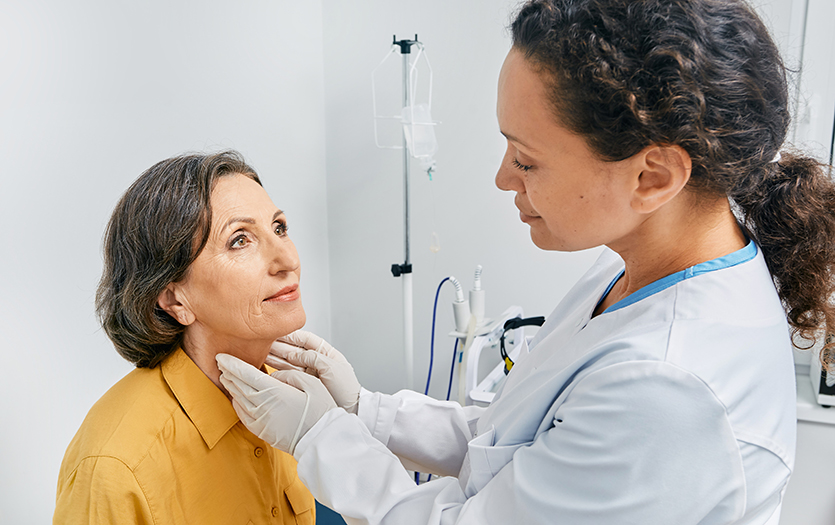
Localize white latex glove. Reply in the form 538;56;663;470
216;353;337;454
267;330;361;414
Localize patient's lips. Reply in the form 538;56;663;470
264;284;300;303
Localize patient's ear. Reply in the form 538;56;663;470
158;284;195;326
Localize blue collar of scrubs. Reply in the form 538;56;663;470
600;240;758;315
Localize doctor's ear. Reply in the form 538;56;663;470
629;145;692;214
157;283;195;326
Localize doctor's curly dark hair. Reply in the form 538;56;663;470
511;0;835;358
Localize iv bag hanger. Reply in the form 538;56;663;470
372;35;437;151
371;34;437;390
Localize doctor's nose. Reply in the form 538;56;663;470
495;147;525;193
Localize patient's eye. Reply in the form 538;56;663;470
230;233;250;249
274;221;288;237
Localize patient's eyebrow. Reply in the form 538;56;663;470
224;210;284;231
224;217;255;230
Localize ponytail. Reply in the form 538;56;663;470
732;153;835;358
510;0;835;362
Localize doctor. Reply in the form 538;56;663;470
218;0;835;523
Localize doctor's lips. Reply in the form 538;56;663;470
519;210;541;223
264;284;300;303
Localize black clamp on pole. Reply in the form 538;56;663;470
391;263;413;277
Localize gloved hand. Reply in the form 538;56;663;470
266;330;362;414
216;353;337;455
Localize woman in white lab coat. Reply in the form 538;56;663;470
217;0;835;523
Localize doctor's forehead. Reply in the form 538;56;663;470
496;50;554;153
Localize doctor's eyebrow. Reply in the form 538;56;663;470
501;131;538;153
223;210;284;231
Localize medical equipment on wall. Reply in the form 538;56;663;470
449;276;470;333
417;272;533;486
423;267;489;404
499;316;545;374
455;306;529;405
808;333;835;406
372;35;439;389
420;266;543;406
416;302;530;486
469;265;485;326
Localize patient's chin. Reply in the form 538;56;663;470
273;306;306;340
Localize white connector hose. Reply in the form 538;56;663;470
469;265;485;326
449;276;470;333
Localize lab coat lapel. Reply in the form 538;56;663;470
475;260;621;446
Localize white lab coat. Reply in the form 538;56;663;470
294;244;796;525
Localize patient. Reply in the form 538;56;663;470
54;151;315;524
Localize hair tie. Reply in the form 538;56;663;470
771;151;782;164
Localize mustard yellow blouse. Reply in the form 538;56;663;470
54;348;315;525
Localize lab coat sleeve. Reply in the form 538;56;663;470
54;456;154;525
295;361;746;525
357;389;486;476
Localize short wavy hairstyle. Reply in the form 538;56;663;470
96;151;261;368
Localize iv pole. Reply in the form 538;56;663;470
389;35;419;390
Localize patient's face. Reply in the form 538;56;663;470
177;174;305;344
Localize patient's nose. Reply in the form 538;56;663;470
267;235;299;275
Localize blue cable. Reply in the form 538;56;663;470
424;277;450;396
421;338;460;486
426;337;460;483
416;277;455;485
446;338;459;401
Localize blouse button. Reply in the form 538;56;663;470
254;447;264;458
271;506;280;517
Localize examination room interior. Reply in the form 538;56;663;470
1;0;833;523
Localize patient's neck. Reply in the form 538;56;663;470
181;325;271;398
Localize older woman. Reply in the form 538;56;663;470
54;151;317;524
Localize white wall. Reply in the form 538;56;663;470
792;0;835;162
0;1;330;522
321;0;603;398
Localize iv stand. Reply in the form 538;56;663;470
389;35;419;390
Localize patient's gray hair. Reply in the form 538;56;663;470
96;151;261;368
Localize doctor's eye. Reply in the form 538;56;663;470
274;220;289;237
512;158;533;172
